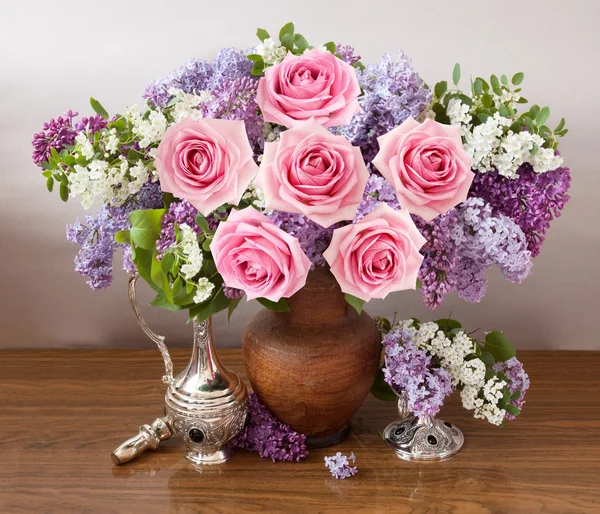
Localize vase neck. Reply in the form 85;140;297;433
284;267;355;325
172;317;231;396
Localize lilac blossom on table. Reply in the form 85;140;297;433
336;52;431;162
382;331;453;418
66;182;163;289
469;164;571;257
493;357;530;420
324;452;358;480
230;392;308;462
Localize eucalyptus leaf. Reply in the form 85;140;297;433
452;63;461;86
256;297;290;312
536;106;550;126
323;41;336;54
278;22;294;41
256;28;270;42
90;97;109;120
512;72;524;85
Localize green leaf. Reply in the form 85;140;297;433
452;63;461;86
256;28;270;41
431;103;450;124
509;390;522;401
40;161;53;170
484;331;516;362
63;154;76;166
162;192;176;209
517;97;528;104
278;22;294;42
434;81;447;97
323;41;336;54
505;404;520;417
195;213;210;234
344;293;365;314
46;176;54;193
294;34;308;51
416;278;422;290
129;209;166;250
149;292;183;311
370;368;397;401
501;74;508;85
246;53;264;63
115;229;130;244
512;72;524;85
473;78;483;96
160;252;175;276
481;93;493;109
490;74;500;89
256;297;290;312
529;104;540;119
227;296;242;321
90;97;109;120
59;182;69;202
554;117;566;132
479;351;496;366
536;106;550;126
188;287;230;323
280;32;293;50
202;238;211;252
251;61;265;76
435;318;462;332
498;105;512;117
131;244;162;295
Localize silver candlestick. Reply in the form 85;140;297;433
111;275;248;466
383;391;464;461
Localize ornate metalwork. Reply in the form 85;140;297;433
383;393;464;461
113;278;248;466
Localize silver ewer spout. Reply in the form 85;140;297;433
112;275;248;467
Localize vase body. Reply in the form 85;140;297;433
242;267;381;445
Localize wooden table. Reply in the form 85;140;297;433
0;350;599;513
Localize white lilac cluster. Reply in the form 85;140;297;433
175;224;214;304
255;38;288;66
124;105;168;148
448;102;563;178
167;87;214;122
68;154;155;209
242;182;266;210
395;320;507;425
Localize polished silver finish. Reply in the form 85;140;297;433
111;417;172;465
112;276;248;466
383;393;464;461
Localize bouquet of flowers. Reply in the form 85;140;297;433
375;317;530;425
32;22;571;321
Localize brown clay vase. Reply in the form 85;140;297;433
242;267;382;447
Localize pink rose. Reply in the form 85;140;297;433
323;204;426;302
255;118;369;228
256;49;361;128
372;118;474;222
155;117;258;216
210;206;311;302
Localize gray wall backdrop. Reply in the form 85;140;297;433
1;0;599;349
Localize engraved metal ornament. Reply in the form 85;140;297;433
383;392;464;461
111;275;248;467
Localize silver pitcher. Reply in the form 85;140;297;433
111;275;248;466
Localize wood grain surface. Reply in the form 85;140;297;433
0;349;599;513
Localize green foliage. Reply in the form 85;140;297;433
484;331;516;362
90;97;109;120
256;28;270;41
344;293;365;314
429;65;567;151
256;297;290;312
434;318;462;332
129;209;165;250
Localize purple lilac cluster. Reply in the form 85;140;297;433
31;110;78;167
32;111;107;168
493;357;530;421
413;210;460;309
324;452;358;480
230;392;308;462
267;210;340;268
143;48;263;149
335;44;361;66
469;164;571;257
66;182;163;289
155;200;200;258
450;198;533;303
355;173;400;221
382;331;453;418
337;52;431;162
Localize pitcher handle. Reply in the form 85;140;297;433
128;274;174;385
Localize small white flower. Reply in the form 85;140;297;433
255;38;288;66
193;277;215;304
104;128;119;154
75;132;95;160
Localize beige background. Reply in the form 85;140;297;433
1;0;598;349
